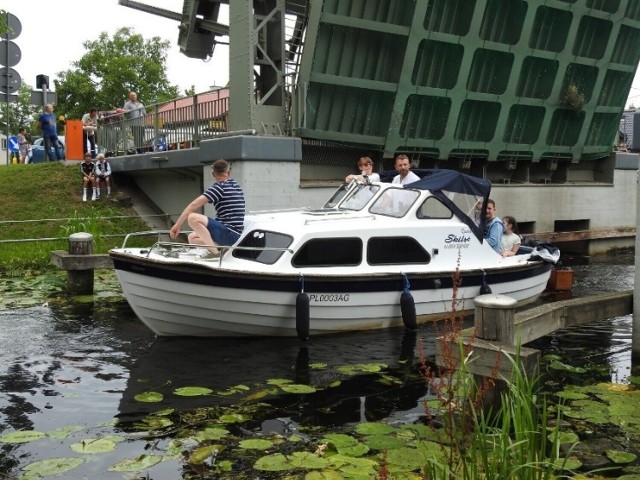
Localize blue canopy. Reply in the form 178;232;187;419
379;168;491;197
379;168;492;241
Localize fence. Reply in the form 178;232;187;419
96;90;230;157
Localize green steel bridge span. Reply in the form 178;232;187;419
119;0;640;181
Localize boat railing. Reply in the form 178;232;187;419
304;213;375;225
120;230;173;248
119;230;294;254
147;241;295;266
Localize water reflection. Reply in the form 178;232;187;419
116;328;433;427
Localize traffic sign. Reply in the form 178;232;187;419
4;13;22;40
30;90;57;105
8;136;19;153
0;40;22;67
0;67;21;93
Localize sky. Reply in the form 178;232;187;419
4;1;640;110
3;0;229;99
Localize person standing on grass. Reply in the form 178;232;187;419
17;127;30;164
38;104;63;161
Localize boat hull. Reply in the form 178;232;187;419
112;254;552;337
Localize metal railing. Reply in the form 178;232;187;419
96;90;230;157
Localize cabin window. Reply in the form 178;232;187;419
367;237;431;265
233;230;293;264
292;238;362;267
416;196;453;219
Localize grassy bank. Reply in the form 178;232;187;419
0;162;149;272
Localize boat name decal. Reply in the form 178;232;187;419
444;234;471;249
309;294;350;302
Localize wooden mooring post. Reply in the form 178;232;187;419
51;233;114;295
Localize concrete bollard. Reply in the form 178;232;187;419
474;294;518;344
67;233;95;295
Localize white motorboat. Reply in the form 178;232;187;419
110;169;558;338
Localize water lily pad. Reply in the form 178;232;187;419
244;389;271;401
287;451;329;468
217;385;248;396
22;457;85;476
108;454;163;472
554;456;582;471
355;422;395;436
549;431;579;444
556;390;589;400
48;425;85;440
219;413;247;423
279;384;317;394
173;386;213;396
0;430;46;444
188;444;224;464
254;453;295;471
195;426;229;441
134;391;164;402
337;363;387;375
322;433;358;449
267;378;294;386
305;470;344;480
605;450;637;464
239;438;274;450
549;360;587;373
362;434;406;451
70;437;117;453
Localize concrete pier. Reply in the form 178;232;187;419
436;291;633;378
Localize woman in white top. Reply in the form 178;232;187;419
500;215;521;257
345;156;380;183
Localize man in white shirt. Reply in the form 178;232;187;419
392;154;420;185
81;108;98;158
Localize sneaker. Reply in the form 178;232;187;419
82;196;87;202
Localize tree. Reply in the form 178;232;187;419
0;83;40;139
54;27;179;120
0;10;8;35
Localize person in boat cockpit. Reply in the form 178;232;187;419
500;215;521;257
345;156;380;183
391;154;420;185
169;159;246;258
483;199;504;253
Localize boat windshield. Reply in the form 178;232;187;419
370;188;420;218
323;183;381;211
339;184;380;211
323;184;350;208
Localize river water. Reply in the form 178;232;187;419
0;251;636;478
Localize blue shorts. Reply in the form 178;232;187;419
206;218;241;246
